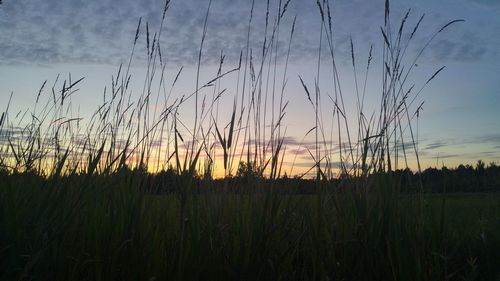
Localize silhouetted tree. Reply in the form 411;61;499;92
236;161;260;180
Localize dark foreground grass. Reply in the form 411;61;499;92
1;174;499;281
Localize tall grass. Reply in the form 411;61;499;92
0;0;303;181
296;0;464;183
2;174;499;280
1;0;497;281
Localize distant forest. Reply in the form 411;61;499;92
413;160;500;193
3;160;499;194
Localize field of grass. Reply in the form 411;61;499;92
2;0;498;280
1;174;500;280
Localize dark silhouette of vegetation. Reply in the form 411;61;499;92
413;161;500;193
2;165;500;281
3;160;498;195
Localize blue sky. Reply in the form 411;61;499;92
0;0;499;173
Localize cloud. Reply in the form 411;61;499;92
476;134;500;144
290;160;341;168
424;141;448;150
1;0;496;67
470;0;500;7
0;126;23;142
436;153;460;159
424;33;489;62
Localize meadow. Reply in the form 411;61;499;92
1;0;499;280
1;173;500;280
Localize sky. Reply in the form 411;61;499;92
0;0;499;176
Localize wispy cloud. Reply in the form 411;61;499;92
425;141;448;150
475;134;500;144
436;153;460;159
0;0;497;66
470;0;500;7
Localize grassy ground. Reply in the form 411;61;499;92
1;174;499;280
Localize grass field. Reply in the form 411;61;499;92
1;174;500;280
